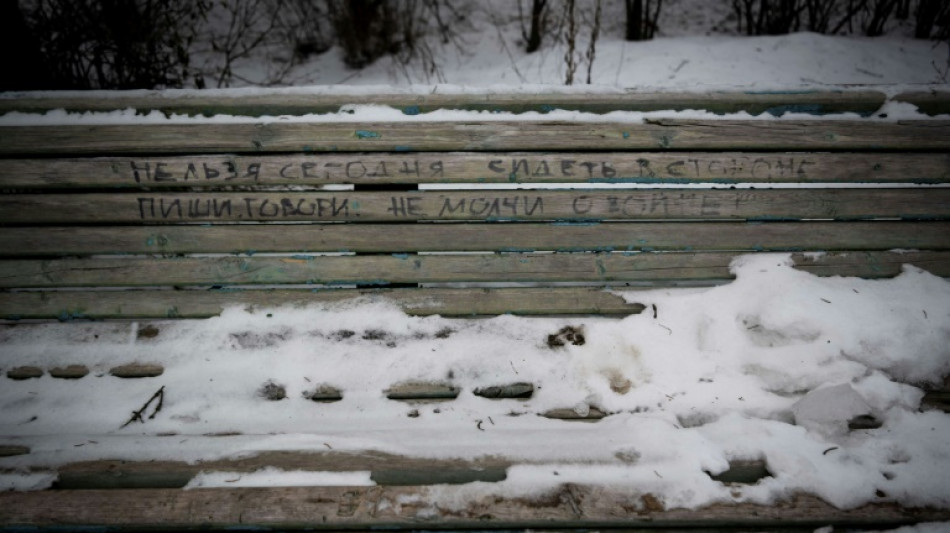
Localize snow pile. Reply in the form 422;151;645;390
1;253;948;510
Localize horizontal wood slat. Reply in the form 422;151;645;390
2;222;947;256
0;287;646;319
0;91;889;117
4;189;948;223
894;90;950;116
2;251;947;288
0;486;946;529
47;452;510;490
4;152;947;188
2;120;949;155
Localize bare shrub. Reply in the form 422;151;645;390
585;0;602;84
563;0;578;84
916;0;950;38
204;0;330;87
731;0;908;37
23;0;208;89
325;0;467;82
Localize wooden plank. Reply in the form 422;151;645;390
0;486;946;528
923;390;950;412
51;452;510;490
3;152;947;189
707;460;772;484
4;189;948;224
894;90;950;116
0;445;29;457
0;90;887;117
2;251;948;288
109;363;164;378
2;120;949;155
385;383;461;401
0;287;646;319
1;222;947;256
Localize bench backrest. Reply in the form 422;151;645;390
1;92;949;321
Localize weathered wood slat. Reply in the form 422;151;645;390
5;152;947;188
2;251;947;288
49;452;510;490
0;287;646;319
0;486;946;528
2;120;949;155
0;445;29;457
385;383;461;401
2;222;947;256
0;90;888;117
4;189;948;223
894;90;950;116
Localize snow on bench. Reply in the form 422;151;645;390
0;91;949;530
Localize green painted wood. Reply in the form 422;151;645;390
4;152;947;188
3;189;948;223
0;90;888;117
0;287;646;319
2;120;948;155
1;222;946;256
2;251;947;288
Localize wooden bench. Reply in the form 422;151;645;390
1;90;949;530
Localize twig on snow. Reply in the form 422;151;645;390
121;386;166;428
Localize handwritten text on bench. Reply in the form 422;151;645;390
126;156;817;183
133;192;742;221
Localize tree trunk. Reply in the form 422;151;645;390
526;0;545;53
626;0;643;41
915;0;938;38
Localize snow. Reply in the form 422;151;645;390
0;471;57;492
792;383;874;436
214;0;950;90
184;468;374;489
1;255;948;512
0;98;944;126
1;0;948;524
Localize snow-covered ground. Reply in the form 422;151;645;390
1;0;949;526
217;0;950;90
